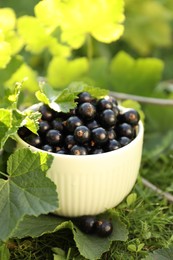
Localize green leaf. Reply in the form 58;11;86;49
123;1;172;55
110;51;164;96
145;246;173;260
47;57;89;88
22;111;41;134
0;109;12;149
0;8;16;32
36;81;108;113
0;242;10;260
58;0;124;48
12;209;128;259
0;41;12;69
126;193;137;206
0;148;58;241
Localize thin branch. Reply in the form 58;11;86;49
110;91;173;106
142;177;173;203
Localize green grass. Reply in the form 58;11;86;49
8;146;173;260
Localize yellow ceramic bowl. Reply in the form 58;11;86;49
16;104;144;217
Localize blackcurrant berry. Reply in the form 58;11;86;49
18;126;31;138
70;145;88;155
65;135;76;149
107;128;116;140
100;109;117;127
97;98;113;111
116;123;134;139
74;126;91;144
77;92;93;104
46;129;62;145
75;215;96;234
91;127;108;145
119;109;140;126
78;102;96;120
25;134;42;148
104;139;120;152
86;120;100;130
41;144;53;152
91;148;104;154
38;120;51;135
39;104;56;121
52;119;63;131
118;136;131;147
65;116;83;132
95;219;113;237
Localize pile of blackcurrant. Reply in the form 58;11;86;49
18;92;140;155
73;215;113;237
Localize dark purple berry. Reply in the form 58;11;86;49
18;126;31;138
116;123;134;139
65;116;83;132
56;149;66;154
86;120;100;130
78;102;96;120
74;126;91;144
70;145;88;155
95;219;113;237
100;109;117;127
25;134;42;148
46;129;62;145
52;119;63;131
38;120;51;135
39;104;56;121
65;135;76;149
119;136;131;147
77;92;93;103
91;148;104;154
75;216;96;234
91;127;108;145
104;139;120;152
119;109;140;126
42;144;53;152
97;98;113;111
107;128;116;140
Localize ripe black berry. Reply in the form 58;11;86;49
78;102;96;120
18;126;31;138
46;129;62;145
75;215;96;234
39;104;56;121
104;139;120;152
74;126;91;144
107;128;116;140
86;120;100;130
100;109;117;127
65;116;83;132
77;92;93;103
119;136;131;147
91;127;108;145
95;219;113;237
41;144;53;152
25;134;42;148
70;145;88;155
97;98;113;111
65;135;76;149
52;119;63;131
38;120;51;135
119;109;140;126
116;123;134;139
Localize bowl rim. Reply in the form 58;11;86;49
15;103;144;159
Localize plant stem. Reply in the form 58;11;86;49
110;91;173;106
86;34;93;61
142;177;173;203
